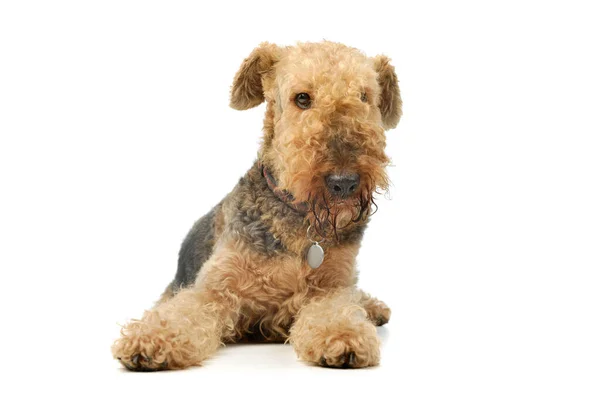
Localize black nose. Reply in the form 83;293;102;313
325;173;360;198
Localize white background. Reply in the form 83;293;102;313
1;1;598;399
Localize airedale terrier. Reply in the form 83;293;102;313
112;41;402;371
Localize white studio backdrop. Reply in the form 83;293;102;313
0;1;598;399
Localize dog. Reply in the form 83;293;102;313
112;41;402;370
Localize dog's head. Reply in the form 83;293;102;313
230;41;402;236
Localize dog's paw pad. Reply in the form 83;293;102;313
118;354;168;372
318;351;361;368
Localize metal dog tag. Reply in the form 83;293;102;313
307;242;324;269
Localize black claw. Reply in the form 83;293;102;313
319;352;358;369
347;352;356;367
118;353;167;372
122;361;137;371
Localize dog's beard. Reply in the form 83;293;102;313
307;188;378;240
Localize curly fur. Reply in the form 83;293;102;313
289;288;381;368
112;41;402;371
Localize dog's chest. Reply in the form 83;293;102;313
239;243;359;303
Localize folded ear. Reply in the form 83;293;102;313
373;55;402;130
230;43;279;110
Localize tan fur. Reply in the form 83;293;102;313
155;283;174;306
289;288;380;367
230;42;280;110
373;55;402;129
112;41;401;371
358;289;392;326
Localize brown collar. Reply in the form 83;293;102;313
260;163;309;215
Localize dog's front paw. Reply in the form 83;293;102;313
294;322;381;368
112;316;198;371
317;334;379;368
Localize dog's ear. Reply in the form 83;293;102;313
373;55;402;130
230;43;279;110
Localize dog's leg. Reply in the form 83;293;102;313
112;287;239;371
356;289;391;326
289;288;380;368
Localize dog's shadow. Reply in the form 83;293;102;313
377;325;390;344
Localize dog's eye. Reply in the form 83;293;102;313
295;93;312;109
361;92;368;103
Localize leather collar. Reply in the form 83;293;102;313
260;163;309;215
